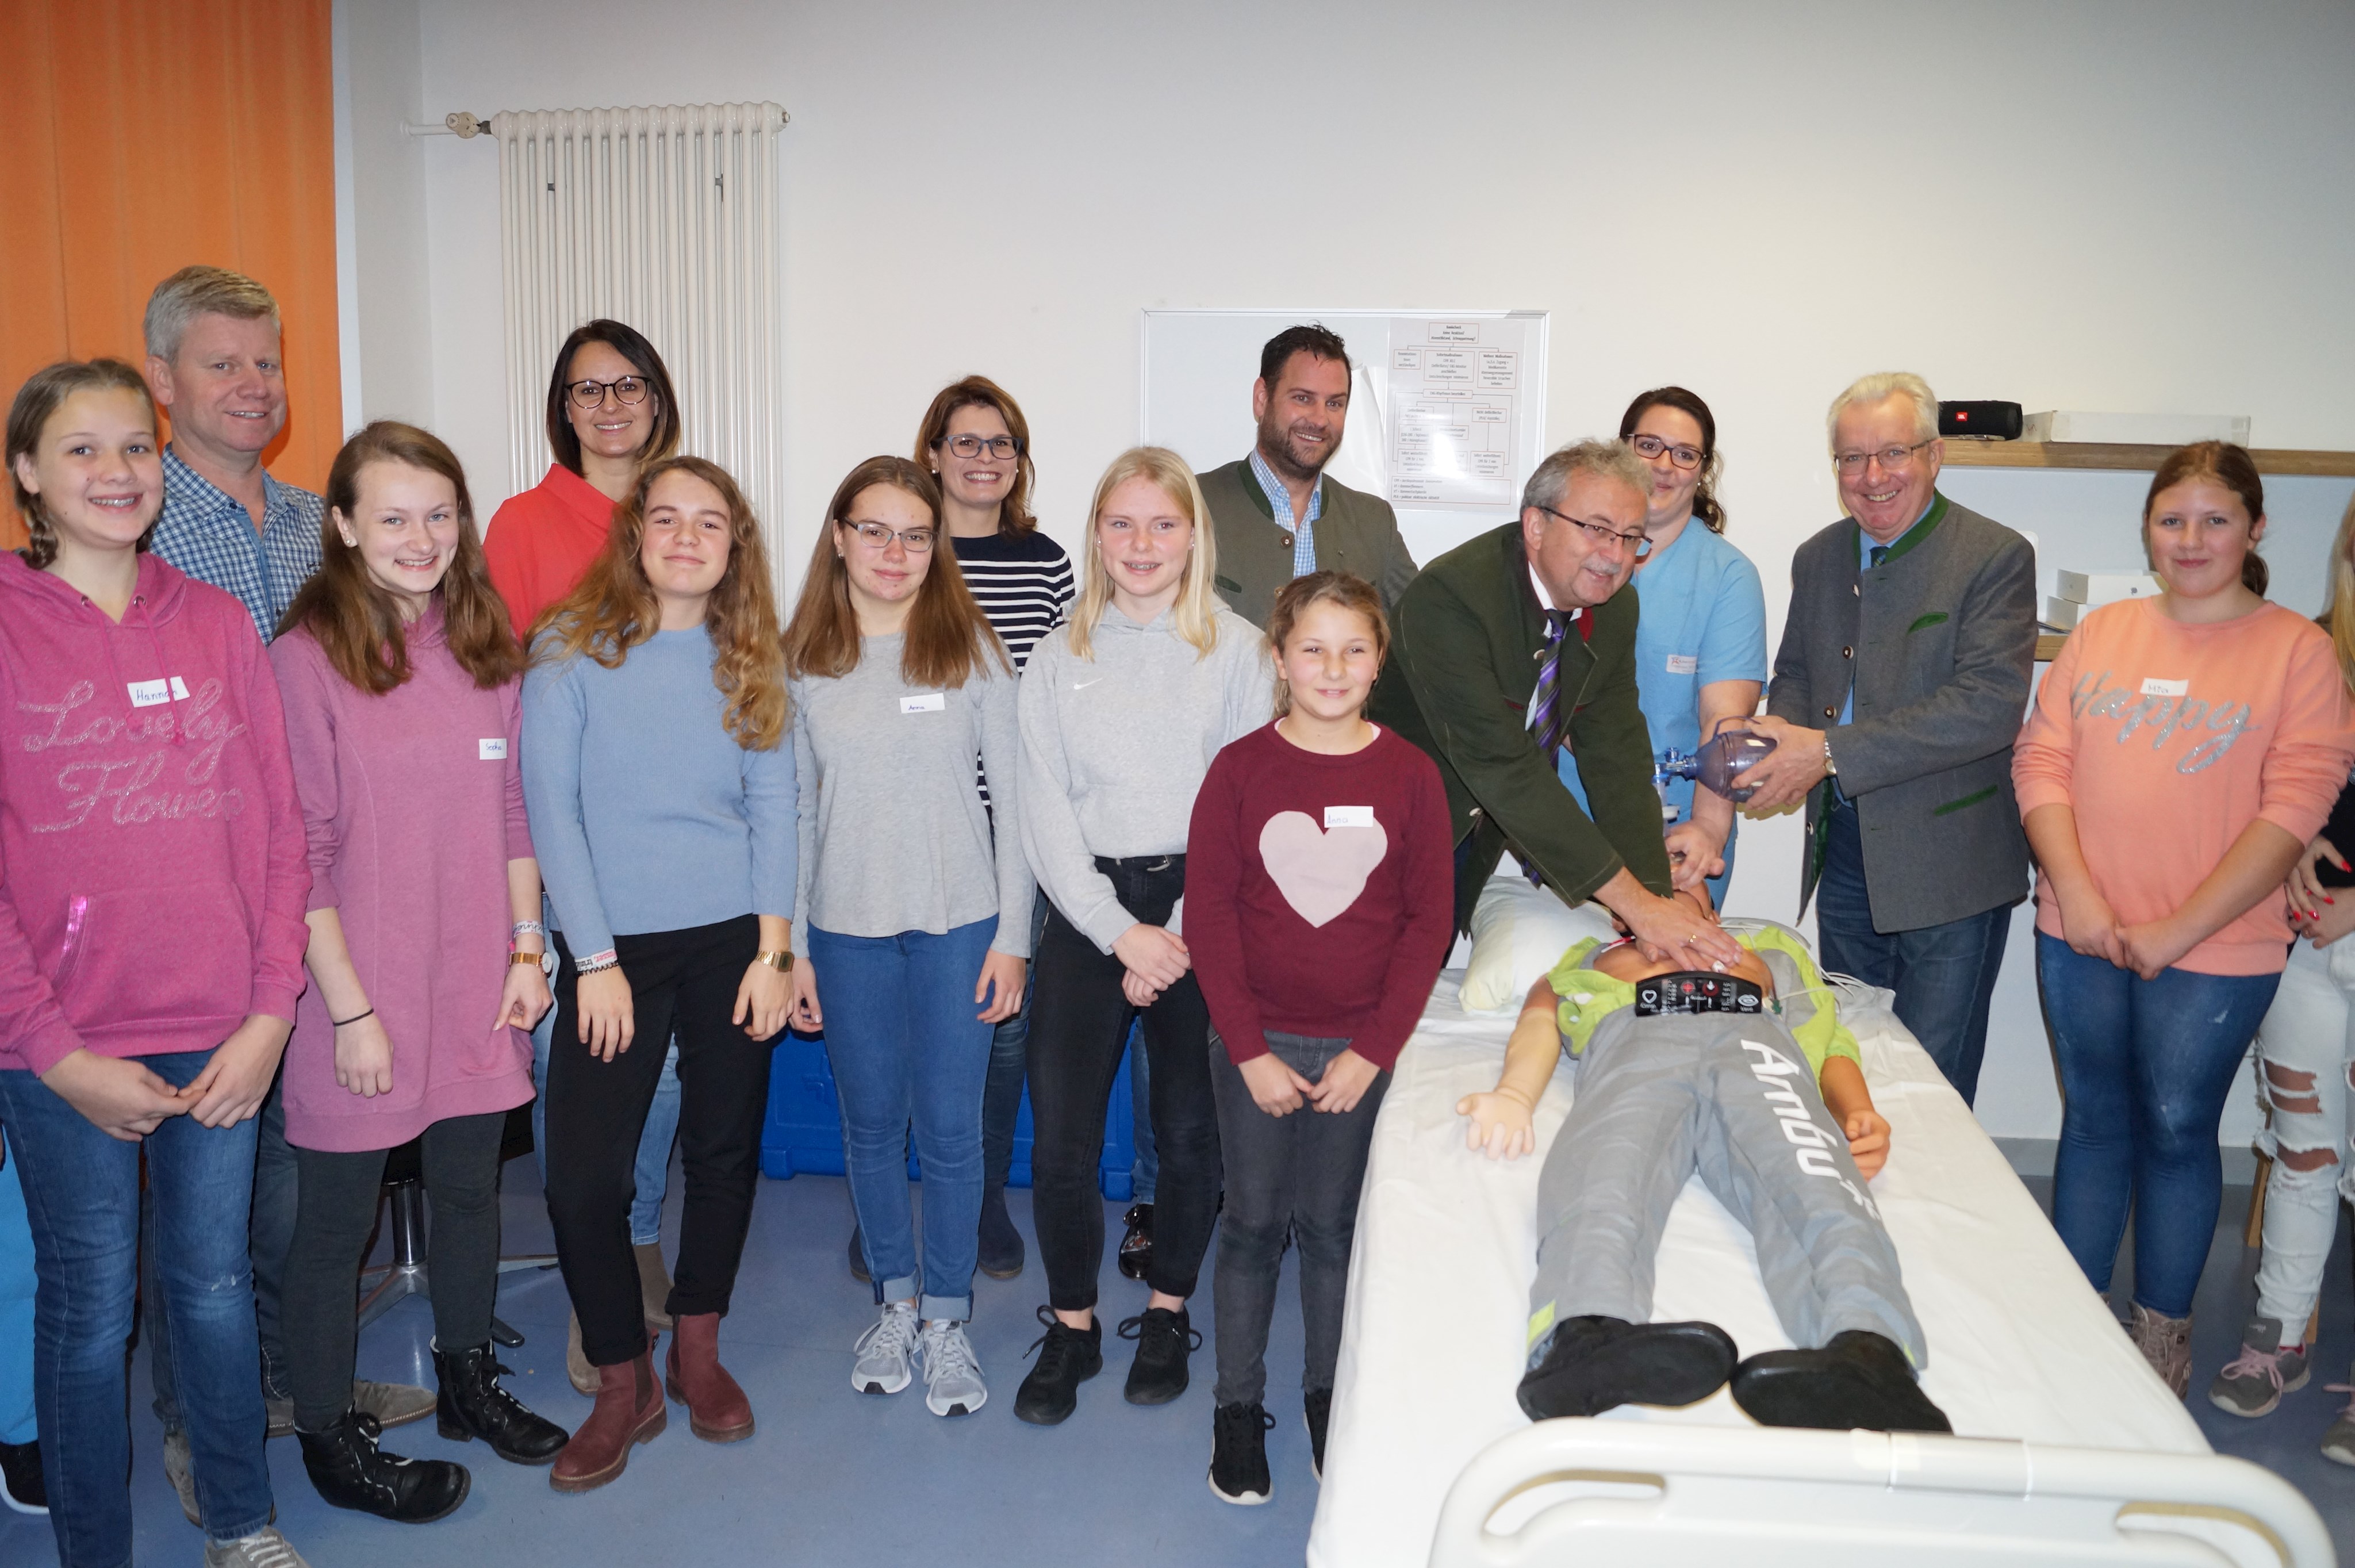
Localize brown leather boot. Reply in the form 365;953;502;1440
549;1349;665;1493
665;1312;755;1442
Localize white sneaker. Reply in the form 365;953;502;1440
853;1301;919;1396
203;1525;311;1567
919;1319;988;1417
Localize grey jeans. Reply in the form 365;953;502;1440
1208;1030;1388;1407
1529;1007;1926;1368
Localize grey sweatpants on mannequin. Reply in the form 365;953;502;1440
1528;1007;1927;1368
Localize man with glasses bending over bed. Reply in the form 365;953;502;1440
1459;892;1951;1434
1736;372;2036;1105
1367;439;1739;971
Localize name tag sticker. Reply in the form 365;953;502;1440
1324;805;1375;829
1665;654;1698;675
900;692;946;714
2141;677;2189;697
479;738;509;761
126;677;190;708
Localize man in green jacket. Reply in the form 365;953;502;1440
1197;323;1418;628
1368;439;1740;968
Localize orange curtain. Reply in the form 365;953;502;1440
0;0;340;550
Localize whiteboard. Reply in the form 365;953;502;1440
1139;309;1549;568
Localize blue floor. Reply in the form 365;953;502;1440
6;1168;2352;1565
1;1159;1321;1566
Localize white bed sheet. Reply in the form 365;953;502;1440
1308;972;2208;1568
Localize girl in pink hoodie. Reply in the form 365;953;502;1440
0;361;311;1568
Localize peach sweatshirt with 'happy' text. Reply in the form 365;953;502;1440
2013;596;2355;975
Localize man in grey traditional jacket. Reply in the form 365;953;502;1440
1739;372;2037;1106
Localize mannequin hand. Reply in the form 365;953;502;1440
1308;1049;1381;1114
976;952;1027;1024
494;958;551;1034
575;967;635;1060
1240;1052;1314;1115
1843;1109;1891;1180
789;960;822;1032
39;1050;189;1142
1112;924;1190;991
334;1013;396;1098
734;960;791;1041
1456;1088;1535;1161
181;1014;293;1127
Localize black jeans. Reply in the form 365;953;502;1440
281;1110;507;1432
546;914;775;1367
1027;856;1221;1312
1209;1032;1388;1406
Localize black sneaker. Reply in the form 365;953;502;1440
1729;1329;1952;1433
1303;1386;1332;1479
0;1437;45;1515
977;1187;1025;1280
1013;1306;1102;1426
1209;1401;1275;1505
1516;1316;1738;1421
1119;1306;1200;1405
847;1224;870;1285
1117;1203;1154;1282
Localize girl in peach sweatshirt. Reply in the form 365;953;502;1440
2015;442;2355;1397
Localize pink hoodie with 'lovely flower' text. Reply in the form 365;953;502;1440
0;550;310;1076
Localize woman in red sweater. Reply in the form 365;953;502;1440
2015;442;2355;1396
273;423;569;1523
0;361;312;1568
1185;570;1453;1504
484;319;688;1380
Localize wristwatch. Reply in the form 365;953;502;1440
755;949;793;972
1821;736;1838;777
509;950;546;967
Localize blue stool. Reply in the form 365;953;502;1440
761;1023;1136;1201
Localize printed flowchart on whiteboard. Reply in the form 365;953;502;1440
1387;318;1525;509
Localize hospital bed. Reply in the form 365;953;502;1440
1308;930;2334;1568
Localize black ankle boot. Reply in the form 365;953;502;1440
1516;1315;1738;1421
297;1408;469;1523
977;1186;1025;1279
1729;1329;1953;1433
434;1341;569;1465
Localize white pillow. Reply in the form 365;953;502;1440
1458;868;1620;1014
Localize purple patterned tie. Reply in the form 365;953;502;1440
1531;609;1571;764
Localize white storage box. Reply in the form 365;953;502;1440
2023;411;2252;446
2044;597;2083;630
2050;569;2160;606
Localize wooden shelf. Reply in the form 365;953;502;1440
1942;441;2355;477
2036;633;2068;662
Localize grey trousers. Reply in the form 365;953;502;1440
1529;1007;1927;1368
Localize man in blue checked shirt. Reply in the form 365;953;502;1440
135;266;435;1515
141;265;326;645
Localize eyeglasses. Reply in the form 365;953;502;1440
1832;439;1934;477
568;375;651;409
1630;434;1704;470
1539;504;1651;558
842;519;937;552
934;434;1023;461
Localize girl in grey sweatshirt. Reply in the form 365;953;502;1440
1010;446;1275;1429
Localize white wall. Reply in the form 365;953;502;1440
343;0;2355;1140
332;0;434;430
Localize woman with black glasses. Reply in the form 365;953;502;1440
1557;388;1766;907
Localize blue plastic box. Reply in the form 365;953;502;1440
760;1027;1136;1201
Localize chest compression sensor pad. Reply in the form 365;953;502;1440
1633;971;1766;1018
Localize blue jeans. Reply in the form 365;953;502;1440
535;1001;680;1246
1815;797;2011;1105
0;1129;34;1446
0;1052;275;1562
2037;934;2280;1317
812;920;996;1321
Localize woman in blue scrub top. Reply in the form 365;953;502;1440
1558;388;1765;908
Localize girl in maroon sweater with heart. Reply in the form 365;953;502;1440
1184;570;1453;1506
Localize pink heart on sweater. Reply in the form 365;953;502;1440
1257;810;1388;928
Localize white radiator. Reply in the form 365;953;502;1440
490;102;788;554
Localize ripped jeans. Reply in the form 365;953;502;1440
2253;934;2355;1332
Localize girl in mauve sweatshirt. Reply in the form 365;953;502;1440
0;360;312;1568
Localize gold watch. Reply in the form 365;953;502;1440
754;949;793;972
509;950;546;966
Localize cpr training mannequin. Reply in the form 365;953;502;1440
1458;888;1951;1433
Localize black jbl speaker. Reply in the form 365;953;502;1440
1939;401;2023;439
